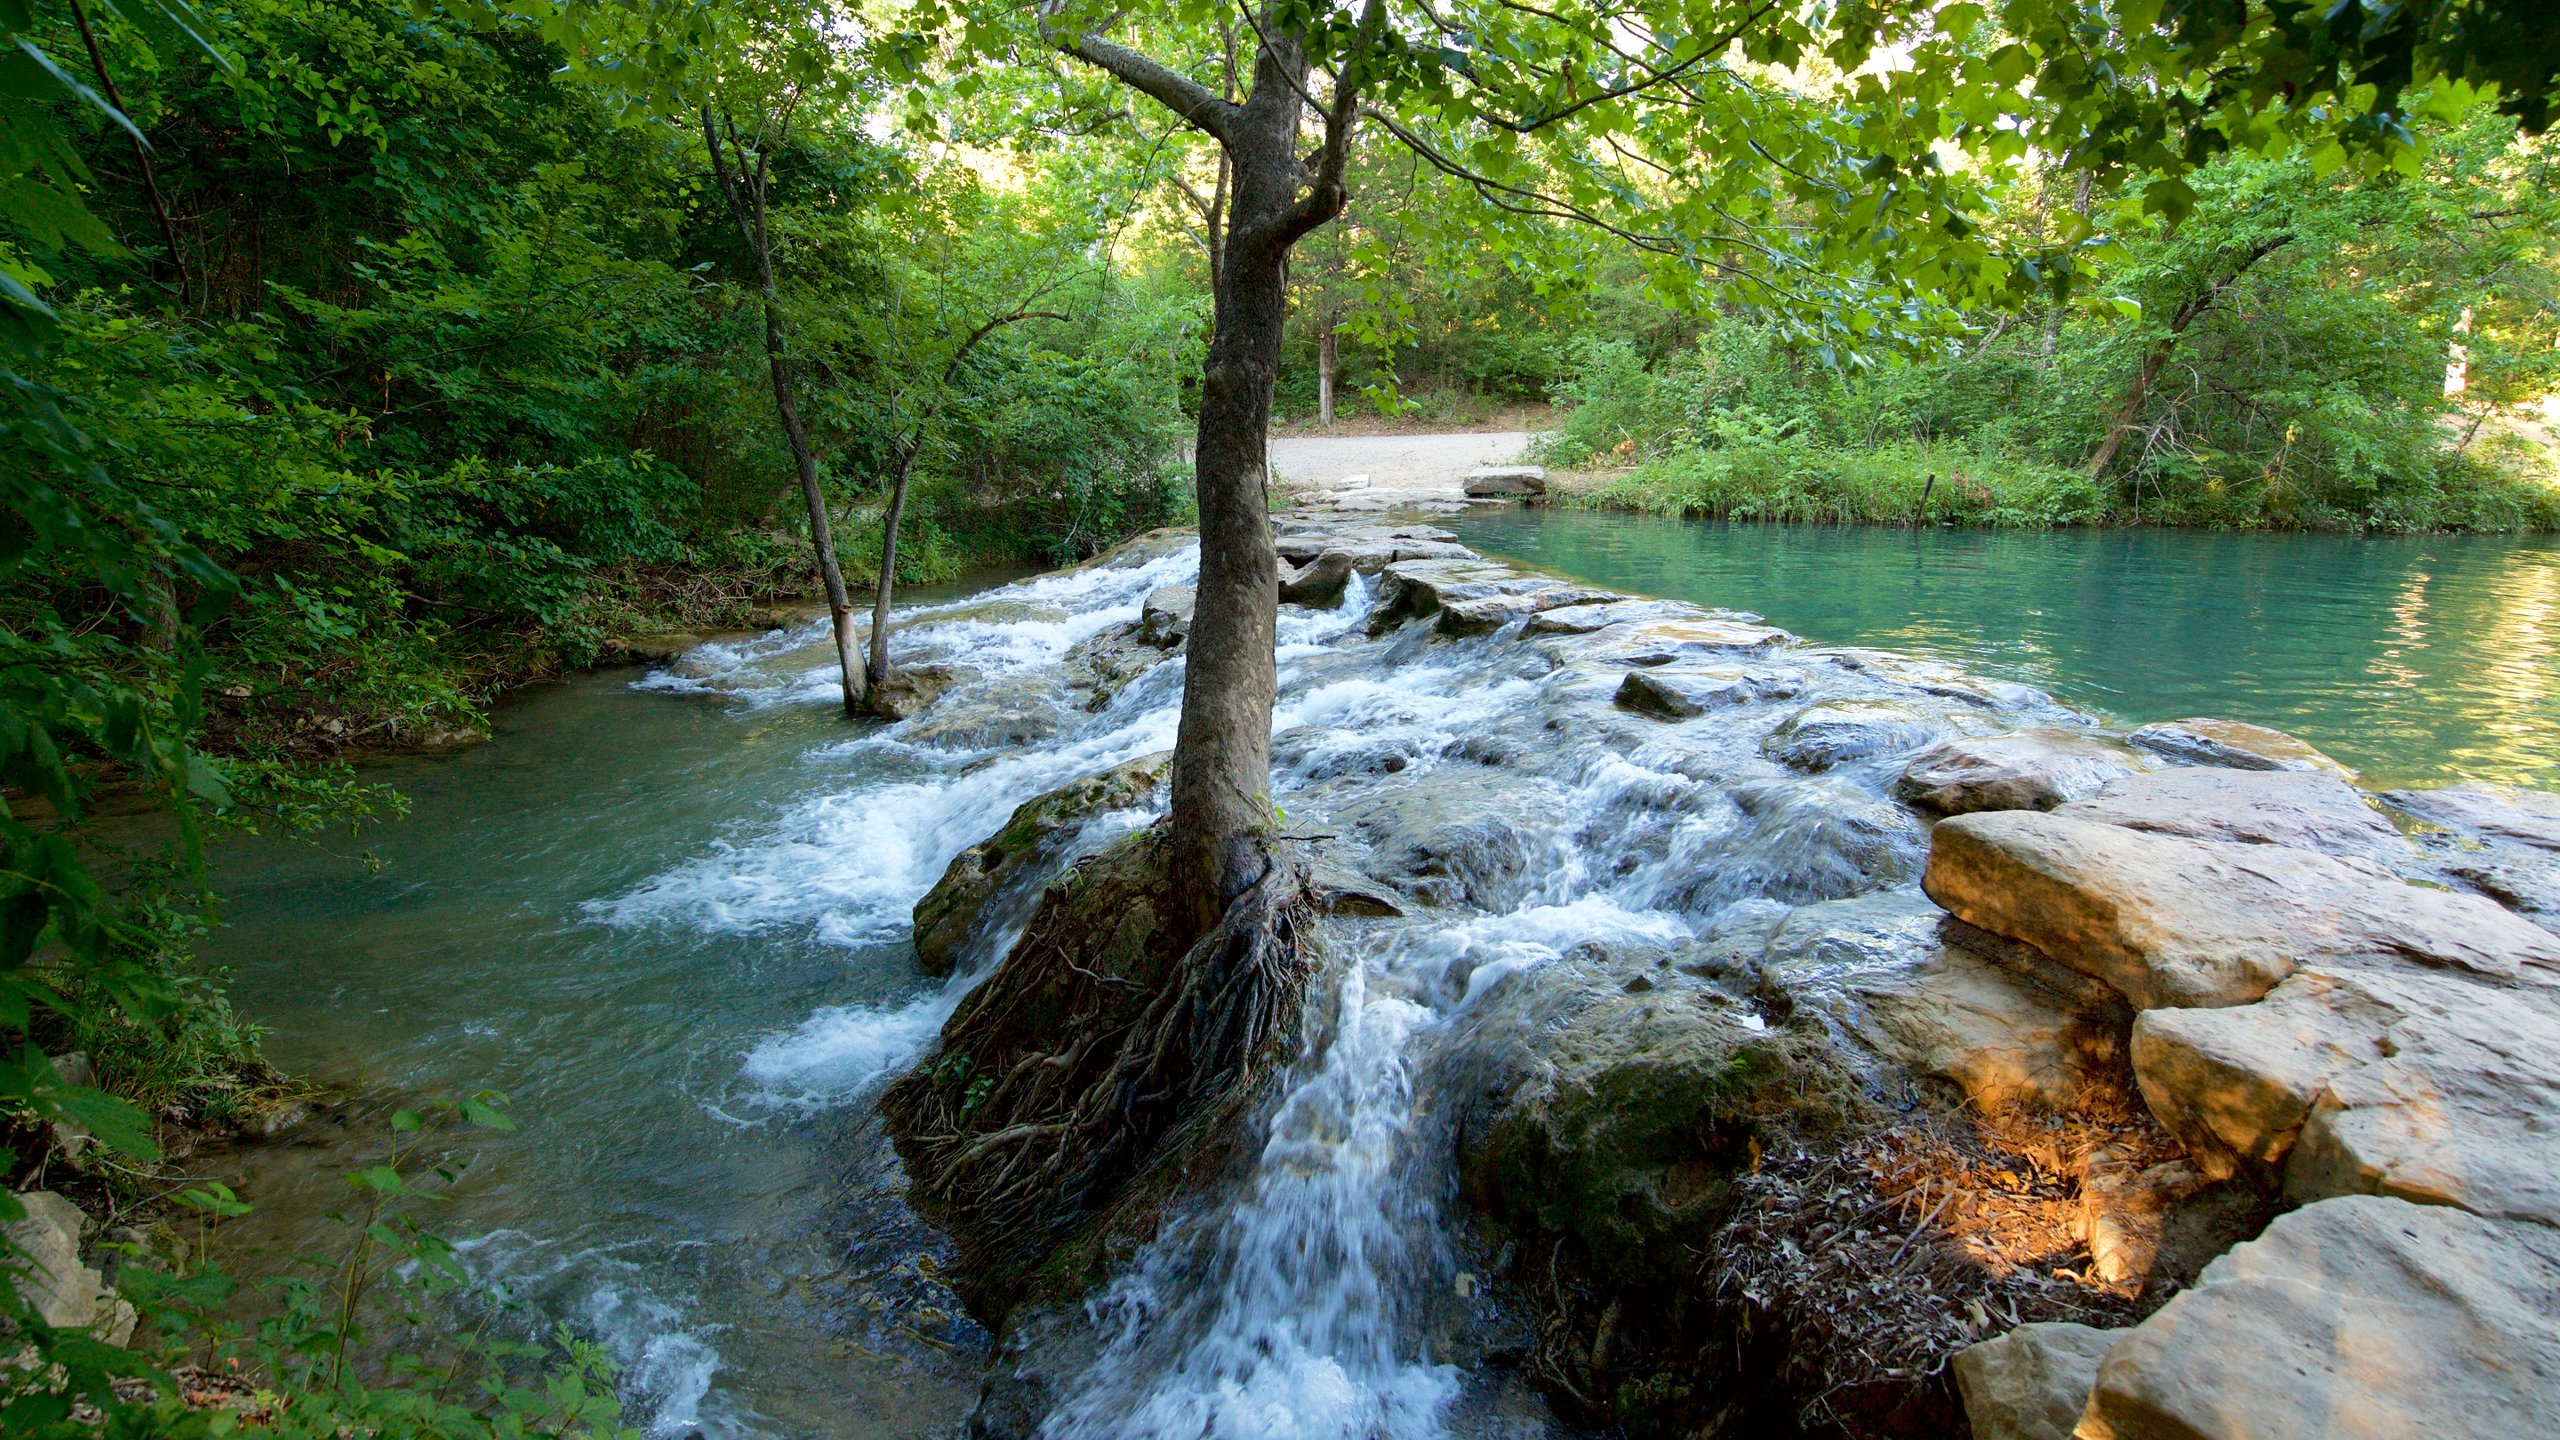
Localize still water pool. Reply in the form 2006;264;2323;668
1452;510;2560;790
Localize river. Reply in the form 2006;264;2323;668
197;512;2560;1439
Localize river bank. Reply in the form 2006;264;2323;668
31;507;2555;1439
1537;442;2560;533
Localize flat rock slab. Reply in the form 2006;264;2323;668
1435;585;1626;637
2385;782;2560;851
2128;716;2351;776
1923;812;2560;1010
1749;890;2100;1114
1766;699;1948;773
1462;465;1547;497
1368;557;1571;632
2134;965;2560;1221
1897;729;2149;815
2076;1195;2560;1439
1616;665;1809;719
2057;766;2407;863
1521;598;1705;636
1956;1322;2119;1440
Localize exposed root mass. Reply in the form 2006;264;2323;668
881;827;1316;1320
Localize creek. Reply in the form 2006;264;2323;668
197;513;2560;1440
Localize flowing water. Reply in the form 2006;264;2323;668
1451;509;2560;790
200;515;2560;1440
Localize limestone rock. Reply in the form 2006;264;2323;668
1308;863;1407;918
1366;558;1569;634
898;676;1071;751
1895;730;2148;815
2133;964;2560;1223
910;753;1168;976
1277;549;1353;608
1520;598;1703;636
1443;959;1821;1288
1273;525;1473;574
2387;783;2560;933
1954;1322;2119;1440
2127;716;2351;776
1137;586;1195;647
1434;584;1623;637
2057;766;2405;863
864;663;973;721
4;1191;134;1344
1614;665;1808;719
2075;1195;2560;1440
1923;813;2560;1010
1462;464;1547;497
1765;699;1945;773
2076;1147;2206;1287
2385;781;2560;851
1748;891;2100;1113
1620;615;1791;658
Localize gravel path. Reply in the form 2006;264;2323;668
1267;431;1540;513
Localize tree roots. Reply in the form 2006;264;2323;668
881;825;1315;1321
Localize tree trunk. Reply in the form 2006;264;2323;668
2086;233;2291;481
869;443;920;690
1317;316;1338;426
1047;7;1369;927
1166;41;1350;925
705;106;866;714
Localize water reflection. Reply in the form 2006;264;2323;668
1452;511;2560;789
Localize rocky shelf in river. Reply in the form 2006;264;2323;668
861;516;2560;1440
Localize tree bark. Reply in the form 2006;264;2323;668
865;309;1065;698
1053;4;1371;926
1317;314;1338;426
2085;233;2291;481
704;105;866;714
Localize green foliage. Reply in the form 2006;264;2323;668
1545;111;2560;532
6;1095;636;1440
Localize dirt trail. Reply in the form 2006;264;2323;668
1267;431;1540;513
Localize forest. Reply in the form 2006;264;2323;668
4;1;2558;1437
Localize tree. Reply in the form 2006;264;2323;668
932;0;2560;927
702;90;871;716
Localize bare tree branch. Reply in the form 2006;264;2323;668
1042;10;1241;144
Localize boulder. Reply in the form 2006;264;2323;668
1445;960;1831;1289
2127;716;2351;776
1137;586;1195;647
2385;782;2560;851
4;1190;135;1344
1764;699;1945;773
2386;783;2560;933
1622;615;1791;658
1953;1322;2119;1440
1922;812;2560;1010
1750;890;2104;1113
864;663;974;721
2056;766;2406;863
1434;584;1623;637
1614;665;1809;719
1273;525;1473;574
1895;730;2148;815
2133;965;2560;1221
1462;464;1546;497
898;676;1072;751
910;753;1169;976
1520;598;1703;636
2075;1146;2207;1287
1276;549;1354;608
2075;1196;2560;1440
1366;558;1568;634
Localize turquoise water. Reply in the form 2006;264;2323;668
1452;510;2560;791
